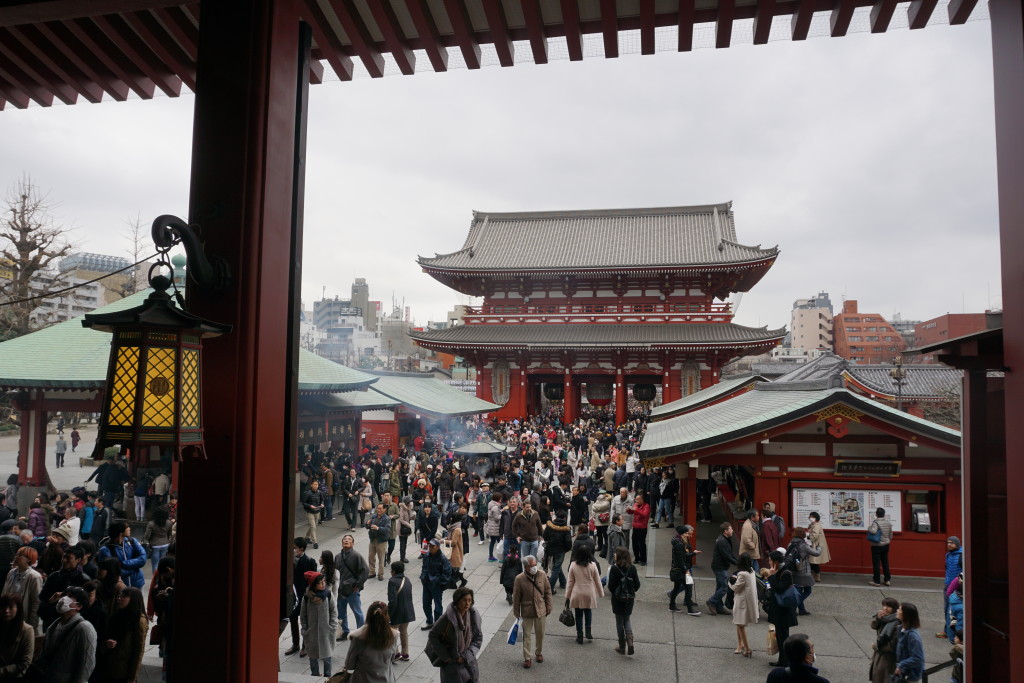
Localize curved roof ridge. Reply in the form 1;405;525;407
719;238;779;254
469;202;734;222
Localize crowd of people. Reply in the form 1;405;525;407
0;452;176;682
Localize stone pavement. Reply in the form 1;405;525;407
3;430;959;682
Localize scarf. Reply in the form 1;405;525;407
445;602;472;654
308;587;330;602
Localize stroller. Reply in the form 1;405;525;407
500;539;522;604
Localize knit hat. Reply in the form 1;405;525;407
52;526;72;541
947;536;962;549
304;571;322;586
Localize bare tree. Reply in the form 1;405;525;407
120;213;151;296
0;177;76;340
923;386;962;429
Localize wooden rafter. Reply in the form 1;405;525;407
870;0;898;32
520;0;547;64
151;6;198;60
0;70;36;107
328;0;384;78
481;0;513;67
37;20;128;100
300;0;354;81
0;27;84;103
790;0;814;40
91;14;181;96
908;0;939;29
121;10;196;89
830;0;857;37
678;0;695;51
308;59;324;83
442;0;481;69
716;0;735;48
599;0;617;58
367;0;415;75
404;0;448;72
753;0;775;44
560;0;583;61
640;0;656;55
63;18;156;98
947;0;977;24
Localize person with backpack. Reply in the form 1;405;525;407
765;549;799;668
607;546;641;656
785;527;822;616
940;537;964;640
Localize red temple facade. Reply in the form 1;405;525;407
410;203;785;424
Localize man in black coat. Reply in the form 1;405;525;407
38;545;89;627
766;634;829;682
300;480;324;549
387;561;416;659
337;534;370;640
285;538;317;656
706;522;738;615
417;503;440;543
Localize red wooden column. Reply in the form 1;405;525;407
15;391;48;487
989;3;1024;679
172;1;305;680
614;369;627;426
563;369;577;425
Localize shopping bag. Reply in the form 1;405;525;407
685;571;694;585
507;618;521;645
558;600;576;627
766;625;778;656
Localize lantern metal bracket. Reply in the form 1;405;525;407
151;214;231;294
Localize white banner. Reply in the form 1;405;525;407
792;487;902;533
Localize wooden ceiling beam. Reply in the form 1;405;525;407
678;0;695;52
368;0;415;75
151;6;197;60
753;0;775;44
328;0;385;78
520;0;548;64
0;62;52;106
38;20;128;100
91;14;180;96
640;0;656;55
830;0;857;37
947;0;978;24
0;76;30;108
121;10;196;90
1;26;91;103
716;0;736;48
870;0;898;32
63;18;155;98
308;59;324;84
481;0;513;67
599;0;617;58
560;0;583;61
791;0;814;40
908;0;939;29
404;0;448;72
441;0;481;69
300;0;354;81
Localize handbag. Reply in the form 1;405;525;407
867;529;882;543
669;567;684;583
327;672;352;683
772;584;801;608
360;496;372;512
887;674;906;683
558;599;576;627
149;623;163;646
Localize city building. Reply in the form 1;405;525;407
912;312;992;364
890;313;921;349
29;252;136;328
409;203;786;424
832;300;906;364
311;279;383;364
790;291;833;350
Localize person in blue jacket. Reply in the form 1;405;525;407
940;537;963;641
894;602;925;683
97;521;147;588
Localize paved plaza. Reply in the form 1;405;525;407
4;428;957;682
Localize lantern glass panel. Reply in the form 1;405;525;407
180;348;200;428
108;344;140;428
142;346;177;427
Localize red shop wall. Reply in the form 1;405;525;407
361;420;398;454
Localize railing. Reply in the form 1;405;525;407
462;301;733;323
921;658;958;682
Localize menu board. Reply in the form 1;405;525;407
792;488;902;532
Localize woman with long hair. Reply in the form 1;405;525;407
94;586;148;683
894;602;925;683
729;552;758;657
358;478;374;527
484;493;503;562
96;557;126;616
607;546;641;656
565;546;604;644
142;506;174;574
425;587;483;683
319;550;340;604
0;593;34;678
300;572;338;678
342;600;399;682
2;547;41;630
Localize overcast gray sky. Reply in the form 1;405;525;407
0;18;999;332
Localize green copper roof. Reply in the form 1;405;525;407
648;374;766;421
0;290;376;393
303;390;399;412
640;386;960;459
366;373;499;417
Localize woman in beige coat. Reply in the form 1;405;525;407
806;511;831;582
565;546;604;644
446;512;468;589
728;553;758;657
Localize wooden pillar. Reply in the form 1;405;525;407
16;392;48;487
563;369;576;425
991;3;1024;679
172;1;306;680
614;369;626;426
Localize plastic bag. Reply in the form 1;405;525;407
766;625;778;655
507;618;521;645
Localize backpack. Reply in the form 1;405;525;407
612;566;635;601
782;544;801;573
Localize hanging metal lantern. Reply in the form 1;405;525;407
543;383;564;401
82;215;231;461
585;382;612;406
632;383;657;403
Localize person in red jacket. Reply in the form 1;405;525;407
627;493;651;566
